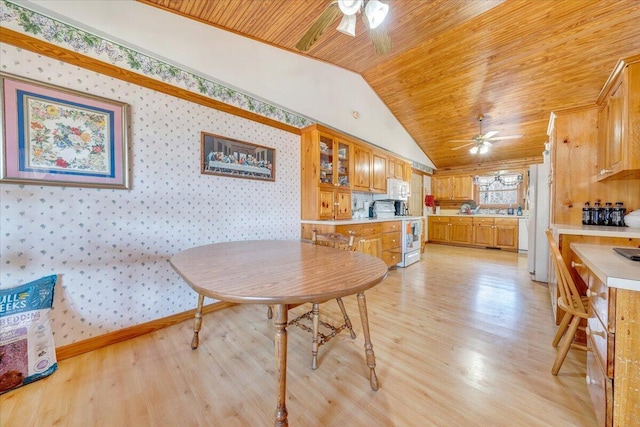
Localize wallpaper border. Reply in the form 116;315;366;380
0;0;312;129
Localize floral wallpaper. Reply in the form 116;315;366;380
0;0;312;129
0;43;301;346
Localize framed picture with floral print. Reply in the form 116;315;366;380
0;73;131;189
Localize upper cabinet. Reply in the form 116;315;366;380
432;174;473;201
301;124;398;220
387;156;411;181
353;145;387;193
301;124;353;220
596;54;640;181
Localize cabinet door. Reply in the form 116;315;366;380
335;190;352;220
432;176;452;200
473;221;494;246
452;175;474;200
387;157;397;178
353;145;371;191
450;220;473;244
395;160;405;180
318;188;335;220
494;219;518;250
606;79;625;174
335;140;352;188
428;217;450;242
318;132;336;187
371;152;387;193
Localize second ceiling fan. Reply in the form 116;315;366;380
450;114;523;154
295;0;392;55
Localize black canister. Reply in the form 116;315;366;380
582;202;591;225
612;202;626;227
592;202;603;225
603;202;613;226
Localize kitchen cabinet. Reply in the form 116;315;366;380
429;216;518;252
353;144;371;192
570;245;640;427
472;217;495;246
472;217;518;249
301;124;353;220
380;221;402;267
596;54;640;181
353;145;387;193
371;151;388;193
428;216;450;243
388;156;412;181
449;217;473;245
301;221;400;267
318;188;352;220
432;174;474;201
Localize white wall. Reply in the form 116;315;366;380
0;44;300;346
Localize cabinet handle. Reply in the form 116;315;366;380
571;261;583;268
600;169;612;175
586;375;599;386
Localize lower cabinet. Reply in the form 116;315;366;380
380;221;402;267
428;216;450;243
301;221;400;268
574;255;640;427
428;216;518;252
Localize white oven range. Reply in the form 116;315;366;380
398;218;422;267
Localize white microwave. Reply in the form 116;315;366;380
387;178;409;201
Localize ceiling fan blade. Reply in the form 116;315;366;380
483;130;499;139
295;1;341;52
449;139;474;143
361;12;392;55
451;142;475;150
486;134;524;141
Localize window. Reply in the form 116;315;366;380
474;173;523;207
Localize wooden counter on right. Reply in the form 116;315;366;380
570;243;640;427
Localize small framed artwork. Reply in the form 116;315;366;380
201;132;275;181
0;72;131;189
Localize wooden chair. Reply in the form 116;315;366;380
545;229;589;375
268;229;358;370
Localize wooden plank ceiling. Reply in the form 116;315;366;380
137;0;640;170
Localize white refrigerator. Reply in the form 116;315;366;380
527;157;551;282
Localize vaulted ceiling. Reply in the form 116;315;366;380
137;0;640;170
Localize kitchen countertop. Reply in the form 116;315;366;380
571;243;640;291
301;216;424;225
552;223;640;238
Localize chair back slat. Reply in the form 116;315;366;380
545;230;587;315
312;229;355;251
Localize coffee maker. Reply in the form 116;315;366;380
394;200;408;216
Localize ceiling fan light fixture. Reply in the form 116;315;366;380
469;146;479;155
479;144;489;154
338;0;363;16
337;14;357;36
364;0;389;29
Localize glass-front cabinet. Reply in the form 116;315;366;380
319;132;351;188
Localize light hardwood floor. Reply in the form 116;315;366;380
0;244;597;426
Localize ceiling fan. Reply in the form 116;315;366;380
450;114;523;154
295;0;392;55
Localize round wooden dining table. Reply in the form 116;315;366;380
170;240;389;427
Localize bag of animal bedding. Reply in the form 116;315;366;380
0;275;58;394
